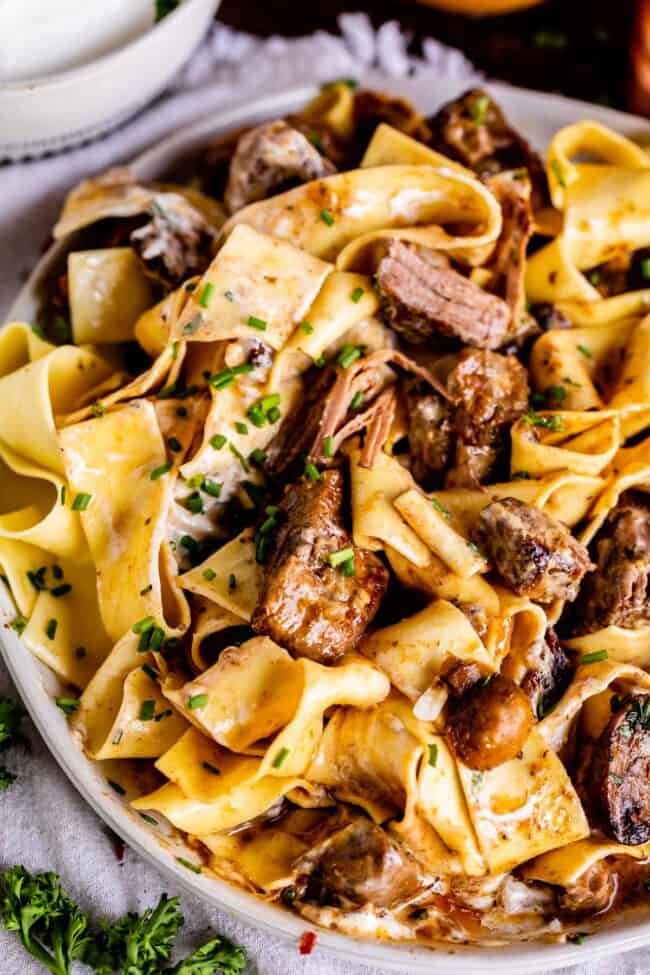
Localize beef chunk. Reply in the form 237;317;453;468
405;349;528;489
377;241;511;349
251;470;388;662
447;673;533;770
473;497;593;604
224;120;336;213
428;88;547;209
588;695;650;845
485;170;533;333
569;492;650;636
520;627;573;719
266;365;338;481
129;194;216;289
300;819;421;909
558;860;617;917
353;89;432;156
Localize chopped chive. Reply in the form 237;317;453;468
228;573;237;590
108;779;126;796
185;282;196;292
202;761;221;775
71;493;92;511
247;315;267;331
138;630;152;653
249;448;267;465
202;568;216;582
50;583;72;598
641;257;650;281
151;462;172;481
209;369;234;390
188;693;209;710
300;321;314;334
31;324;46;339
235;421;249;435
427;742;438;767
198;282;215;308
320;209;335;226
272;747;290;769
52;565;63;579
323;435;335;458
329;547;354;568
577;343;592;359
55;697;78;715
10;616;28;635
171;340;179;360
350;287;364;303
550;158;566;188
581;650;609;665
167;436;182;453
45;619;57;640
467;541;481;555
304;462;321;482
260;393;281;413
232;363;254;376
133;616;155;634
183;313;203;336
336;344;362;369
139;813;158;826
149;627;165;652
185;491;204;515
139;699;156;721
175;406;187;417
27;567;47;591
568;933;587;945
545;385;567;402
349;391;363;410
229;442;250;472
141;663;158;681
210;434;227;450
157;384;177;399
180;535;199;554
242;480;265;507
202;479;222;498
60;486;66;505
247;403;266;428
431;496;451;519
523;410;565;432
314;355;326;367
176;857;201;874
341;558;355;577
512;471;531;480
267;406;281;424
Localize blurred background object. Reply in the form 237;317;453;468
219;0;638;113
415;0;546;14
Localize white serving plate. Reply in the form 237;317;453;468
0;0;220;161
3;76;650;973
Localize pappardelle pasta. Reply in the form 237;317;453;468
2;83;650;947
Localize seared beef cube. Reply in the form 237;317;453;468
377;240;511;350
473;497;593;604
300;819;421;909
428;88;547;209
520;627;573;719
588;695;650;845
447;673;533;771
251;470;388;662
569;491;650;636
404;383;453;488
224;120;336;214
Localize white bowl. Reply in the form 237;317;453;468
3;76;650;973
0;0;220;161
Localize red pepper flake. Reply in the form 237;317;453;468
299;931;317;955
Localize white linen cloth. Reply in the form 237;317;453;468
0;13;643;974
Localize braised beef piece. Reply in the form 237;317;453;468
266;365;338;481
130;197;216;289
484;170;534;335
447;672;533;770
224;120;336;214
520;627;573;719
586;695;650;845
558;860;617;917
428;88;547;209
377;240;511;350
405;349;529;490
444;660;489;697
473;497;594;604
353;90;432;157
251;469;388;663
298;818;421;909
568;491;650;636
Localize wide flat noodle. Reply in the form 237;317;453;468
68;248;154;345
179;528;262;621
223;165;502;271
510;410;620;478
522;837;650;887
59;400;189;641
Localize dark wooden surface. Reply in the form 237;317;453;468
217;0;637;110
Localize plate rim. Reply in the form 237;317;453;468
3;74;650;973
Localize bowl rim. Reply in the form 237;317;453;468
0;0;216;93
3;75;650;973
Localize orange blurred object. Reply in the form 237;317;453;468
416;0;546;14
630;0;650;115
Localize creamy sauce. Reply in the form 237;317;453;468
0;0;159;82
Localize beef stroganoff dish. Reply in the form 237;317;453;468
1;83;650;947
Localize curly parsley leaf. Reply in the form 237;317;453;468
87;892;184;975
171;934;248;975
0;696;28;752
